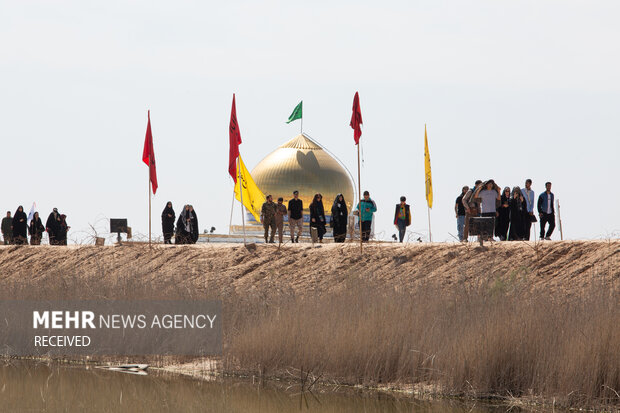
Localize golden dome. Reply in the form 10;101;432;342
251;134;355;215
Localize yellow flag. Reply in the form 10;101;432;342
424;125;433;209
234;155;266;222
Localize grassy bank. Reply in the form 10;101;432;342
226;281;619;409
0;243;618;409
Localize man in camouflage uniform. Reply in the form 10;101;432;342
274;197;288;244
260;195;277;243
1;211;12;245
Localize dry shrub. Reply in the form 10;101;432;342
225;279;620;409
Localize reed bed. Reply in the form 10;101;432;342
225;281;619;409
0;244;618;409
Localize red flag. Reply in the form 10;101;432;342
142;110;158;194
229;94;242;182
350;91;363;145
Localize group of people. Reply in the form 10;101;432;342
260;189;403;244
2;182;558;246
455;179;556;242
1;207;69;245
259;190;359;244
161;202;199;244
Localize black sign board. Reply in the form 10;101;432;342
110;219;128;234
469;217;494;237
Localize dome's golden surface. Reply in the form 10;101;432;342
251;134;355;215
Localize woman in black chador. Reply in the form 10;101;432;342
508;186;526;241
12;206;28;245
57;214;69;245
161;202;175;244
28;212;45;245
46;208;61;245
175;205;192;244
309;193;326;242
331;193;348;243
189;205;199;244
495;187;511;241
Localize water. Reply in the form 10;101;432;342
0;361;511;412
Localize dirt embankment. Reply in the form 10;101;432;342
0;240;618;298
1;241;619;409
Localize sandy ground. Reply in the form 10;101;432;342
0;240;618;297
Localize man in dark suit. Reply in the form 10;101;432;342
537;182;555;240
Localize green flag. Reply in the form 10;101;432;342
286;101;303;124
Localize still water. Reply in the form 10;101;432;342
0;361;512;413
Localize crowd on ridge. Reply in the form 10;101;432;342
456;179;556;242
1;207;69;245
161;203;199;244
259;189;413;244
1;181;557;245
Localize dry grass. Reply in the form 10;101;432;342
0;243;618;409
224;280;620;409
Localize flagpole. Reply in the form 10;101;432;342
427;206;432;243
357;144;362;253
238;157;246;245
228;190;235;235
148;167;152;247
301;114;303;135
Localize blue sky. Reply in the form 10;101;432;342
1;1;619;242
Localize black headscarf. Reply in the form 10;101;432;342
331;194;348;223
162;202;175;234
510;187;524;212
46;208;61;234
29;212;45;237
162;202;175;218
12;206;27;238
57;214;68;244
500;187;511;205
310;194;325;223
189;205;199;243
176;205;192;235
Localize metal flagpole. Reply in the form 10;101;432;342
427;206;432;242
148;165;151;247
238;157;246;245
228;190;235;235
357;144;362;253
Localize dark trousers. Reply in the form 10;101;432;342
314;224;326;240
540;213;555;239
397;219;407;242
361;220;372;242
263;219;276;243
523;213;532;240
